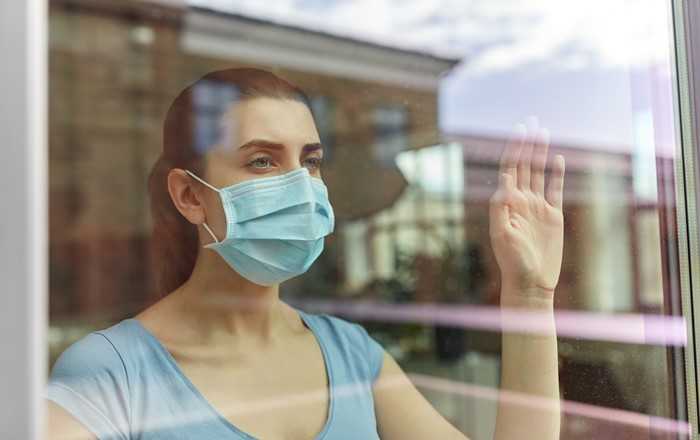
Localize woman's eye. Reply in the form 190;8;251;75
303;157;322;169
249;156;272;169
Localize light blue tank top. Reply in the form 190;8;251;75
46;311;384;439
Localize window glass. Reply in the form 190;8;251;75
48;0;691;438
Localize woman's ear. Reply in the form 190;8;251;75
167;169;207;225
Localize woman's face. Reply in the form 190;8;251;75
204;97;323;188
196;97;324;243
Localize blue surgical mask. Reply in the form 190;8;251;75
186;168;335;286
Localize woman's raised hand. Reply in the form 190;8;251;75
489;117;566;303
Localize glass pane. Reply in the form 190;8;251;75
47;0;690;439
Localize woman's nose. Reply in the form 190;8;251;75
281;157;306;174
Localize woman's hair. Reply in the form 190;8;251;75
148;68;312;295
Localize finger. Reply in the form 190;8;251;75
490;173;516;232
517;116;538;190
499;123;526;183
531;128;550;194
546;154;566;210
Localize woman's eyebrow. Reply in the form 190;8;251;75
303;143;323;153
237;139;284;151
236;140;323;153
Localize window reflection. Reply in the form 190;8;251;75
48;0;690;439
309;95;336;162
373;105;408;166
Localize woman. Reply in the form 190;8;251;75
46;68;565;439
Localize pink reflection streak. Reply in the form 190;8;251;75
289;299;686;346
408;373;691;436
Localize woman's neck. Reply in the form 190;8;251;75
157;250;295;345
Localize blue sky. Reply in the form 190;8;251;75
188;0;676;152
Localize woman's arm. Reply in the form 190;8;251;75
494;296;560;439
46;401;98;440
373;351;470;440
489;118;564;440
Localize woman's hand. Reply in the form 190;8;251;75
489;117;566;303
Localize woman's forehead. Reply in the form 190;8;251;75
220;98;320;149
228;98;313;123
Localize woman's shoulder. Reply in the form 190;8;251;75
49;319;144;378
46;320;143;439
298;309;385;381
46;319;170;417
298;309;369;340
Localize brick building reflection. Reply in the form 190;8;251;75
48;0;458;325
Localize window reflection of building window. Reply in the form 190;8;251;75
309;95;335;163
347;143;466;290
192;80;238;154
373;104;407;166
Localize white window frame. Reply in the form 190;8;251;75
0;0;48;439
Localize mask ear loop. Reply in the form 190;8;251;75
201;223;220;244
186;170;220;192
185;170;222;244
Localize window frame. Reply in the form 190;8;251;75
0;0;48;439
674;0;700;435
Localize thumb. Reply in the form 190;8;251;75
490;173;514;233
